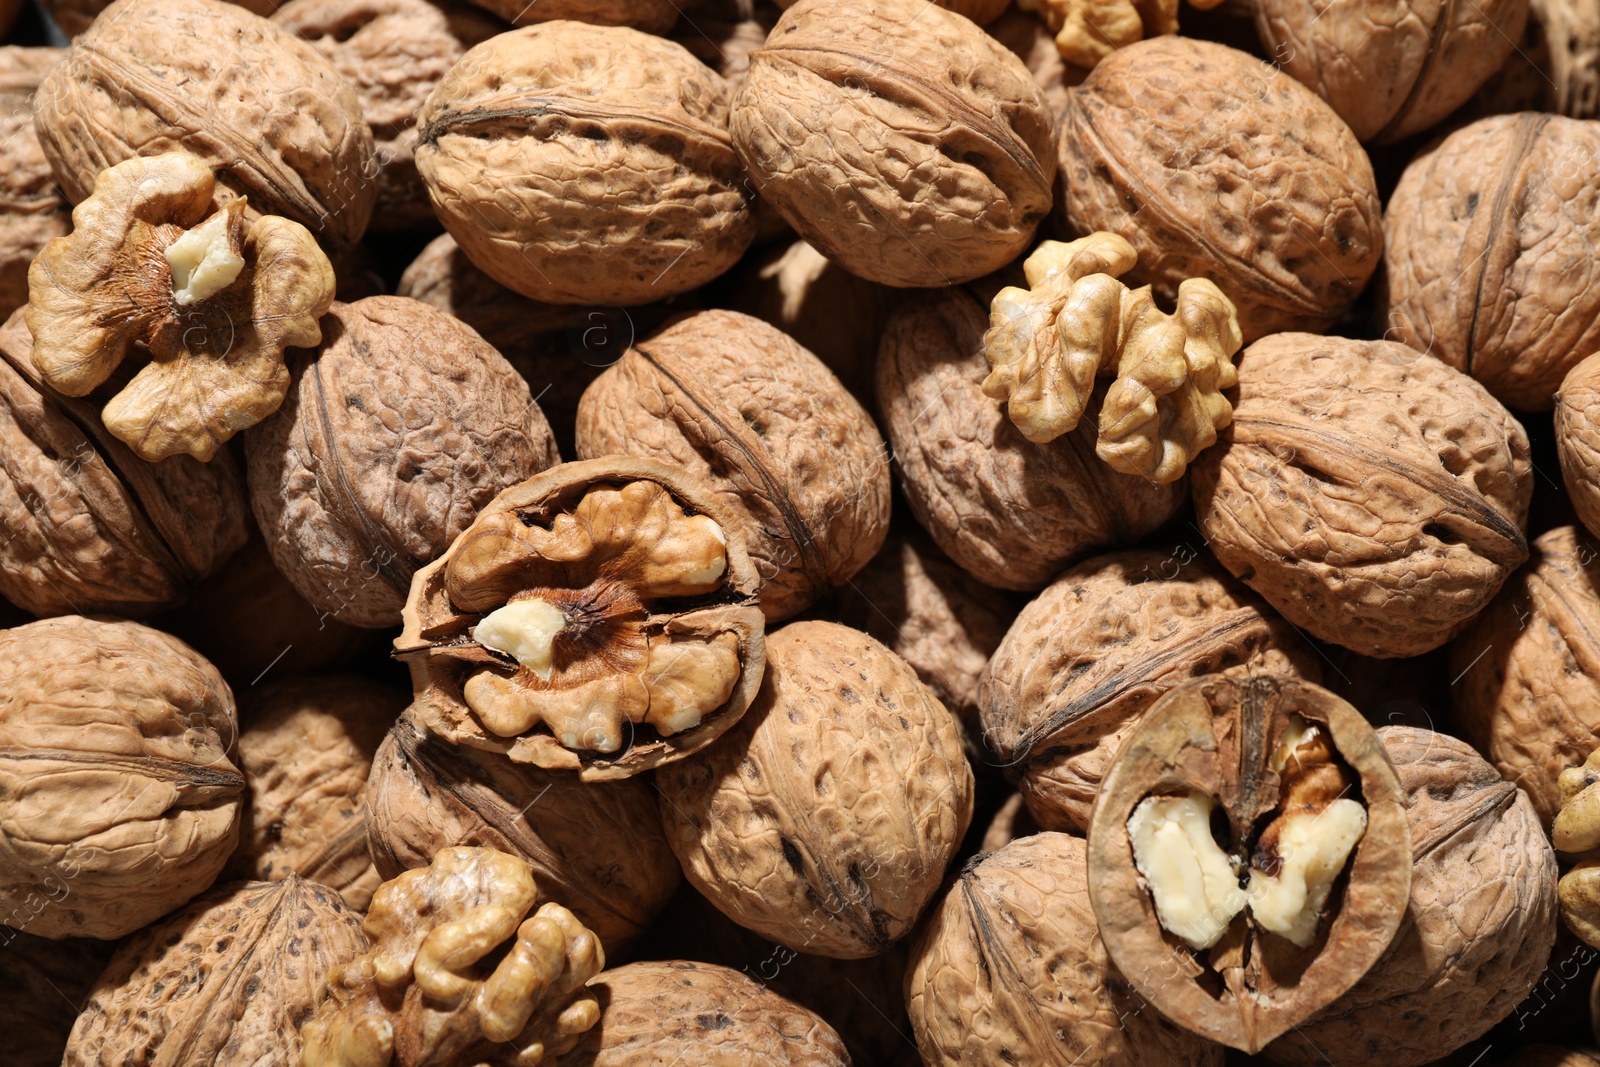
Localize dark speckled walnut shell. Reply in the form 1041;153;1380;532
1558;353;1600;539
246;296;559;629
876;287;1186;591
0;48;69;323
0;930;118;1067
1193;332;1532;658
1059;37;1383;342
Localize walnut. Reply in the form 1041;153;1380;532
0;929;118;1067
1018;0;1226;68
1263;727;1558;1066
730;0;1056;287
908;832;1224;1066
657;620;974;959
1558;746;1600;947
0;616;243;938
366;708;681;954
414;23;753;306
1087;674;1411;1053
1451;525;1600;824
577;309;890;621
1560;353;1600;540
42;0;280;36
1506;1051;1600;1067
63;877;366;1066
0;309;248;618
465;0;679;31
246;296;559;629
1384;114;1600;413
877;286;1186;591
1192;332;1532;658
398;457;766;778
302;846;605;1067
1496;0;1600;118
982;546;1320;835
1058;37;1383;342
0;48;69;324
26;152;336;463
980;791;1042;852
34;0;376;251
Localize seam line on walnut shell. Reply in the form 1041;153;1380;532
954;866;1060;1052
416;101;731;152
1412;779;1518;858
1368;0;1457;144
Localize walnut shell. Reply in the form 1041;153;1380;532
988;6;1083;121
467;0;679;31
576;309;890;621
876;286;1186;591
34;0;376;250
0;616;243;939
907;832;1224;1066
1384;114;1600;412
1263;727;1558;1066
1058;37;1383;342
415;22;754;306
42;0;280;36
982;546;1321;834
1559;353;1600;541
0;930;118;1067
1192;332;1532;658
731;0;1056;287
63;877;366;1066
0;48;69;324
246;296;559;629
980;790;1042;852
365;708;681;954
656;619;974;959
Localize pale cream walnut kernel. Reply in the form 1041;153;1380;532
1555;745;1600;947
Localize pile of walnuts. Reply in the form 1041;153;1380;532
2;0;1597;1063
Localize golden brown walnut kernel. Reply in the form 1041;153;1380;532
26;153;335;463
0;930;117;1067
1019;0;1226;68
399;458;766;779
63;878;366;1067
983;232;1241;481
1558;353;1600;540
301;846;604;1067
657;620;974;959
0;616;243;939
1556;745;1600;949
0;48;69;323
1504;1050;1600;1067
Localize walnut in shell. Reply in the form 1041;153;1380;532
63;877;366;1066
731;0;1056;287
1509;0;1600;117
576;309;890;621
657;620;974;959
366;708;681;954
34;0;376;250
0;48;69;323
397;457;766;778
0;930;118;1067
415;23;753;306
246;296;559;629
1192;332;1532;658
1058;37;1383;342
1559;352;1600;540
907;832;1224;1067
42;0;280;36
302;846;605;1067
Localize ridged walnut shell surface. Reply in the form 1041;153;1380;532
907;833;1223;1067
1059;37;1383;342
876;287;1186;591
33;0;376;250
656;620;974;959
1451;525;1600;823
0;616;243;939
246;296;559;629
1558;352;1600;539
63;877;366;1066
468;0;679;32
0;48;69;322
1;930;118;1067
1254;0;1528;143
1384;114;1600;412
1193;333;1532;658
577;309;890;622
0;310;248;618
414;22;754;306
731;0;1056;287
42;0;280;36
981;546;1320;833
1264;727;1557;1066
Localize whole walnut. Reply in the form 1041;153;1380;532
1452;525;1600;823
577;309;891;621
1254;0;1528;143
366;708;681;954
41;0;279;35
1058;37;1383;341
876;287;1186;591
1384;114;1600;412
731;0;1056;287
657;620;974;959
908;832;1224;1066
414;23;754;306
63;877;366;1066
246;296;559;629
0;48;69;323
0;929;118;1067
465;0;679;31
1558;352;1600;540
1263;727;1558;1066
981;546;1320;833
34;0;376;251
0;310;248;618
0;616;243;938
1193;333;1532;658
